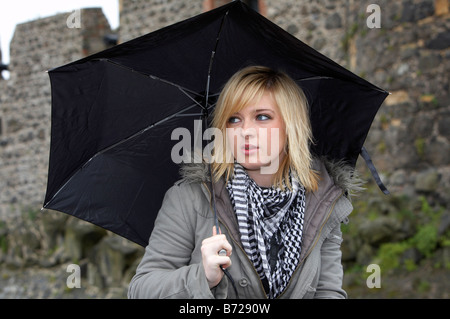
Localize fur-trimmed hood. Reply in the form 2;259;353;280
179;157;365;197
320;159;365;197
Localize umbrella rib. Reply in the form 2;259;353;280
43;102;208;209
86;103;203;159
104;59;220;113
202;7;229;118
296;75;389;94
175;102;217;117
175;84;218;112
296;76;333;82
103;59;204;98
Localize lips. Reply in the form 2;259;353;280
242;144;258;155
243;144;258;150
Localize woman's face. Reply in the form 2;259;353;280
226;92;287;174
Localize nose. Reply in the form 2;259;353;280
240;121;257;138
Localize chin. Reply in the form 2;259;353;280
238;158;273;170
239;162;263;171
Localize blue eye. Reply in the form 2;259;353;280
257;114;271;121
228;117;241;124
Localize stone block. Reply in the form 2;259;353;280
64;217;107;262
415;169;440;192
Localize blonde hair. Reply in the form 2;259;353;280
211;66;319;192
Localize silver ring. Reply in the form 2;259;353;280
218;249;227;256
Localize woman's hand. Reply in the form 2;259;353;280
201;226;232;288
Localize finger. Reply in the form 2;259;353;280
202;233;226;246
222;239;232;256
202;235;227;258
209;255;232;268
212;235;232;256
212;227;232;255
218;249;227;256
219;256;232;269
212;225;222;236
202;233;232;256
217;245;232;259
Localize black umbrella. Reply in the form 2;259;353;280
43;1;389;247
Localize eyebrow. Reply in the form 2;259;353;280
232;108;275;115
254;109;275;113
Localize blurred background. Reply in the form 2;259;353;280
0;0;448;298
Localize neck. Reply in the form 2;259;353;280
241;153;287;188
246;169;274;187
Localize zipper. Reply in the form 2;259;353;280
276;190;344;299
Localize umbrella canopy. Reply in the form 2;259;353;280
43;1;388;247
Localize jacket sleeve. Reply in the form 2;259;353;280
128;184;221;299
314;197;351;299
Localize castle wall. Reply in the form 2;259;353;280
0;8;112;218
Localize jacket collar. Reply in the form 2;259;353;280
179;157;364;196
180;158;362;253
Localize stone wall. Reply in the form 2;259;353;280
119;0;203;42
0;8;113;219
352;0;450;205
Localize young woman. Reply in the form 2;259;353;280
128;66;360;299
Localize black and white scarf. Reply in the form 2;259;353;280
226;163;306;298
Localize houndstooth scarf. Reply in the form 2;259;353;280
226;163;306;298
